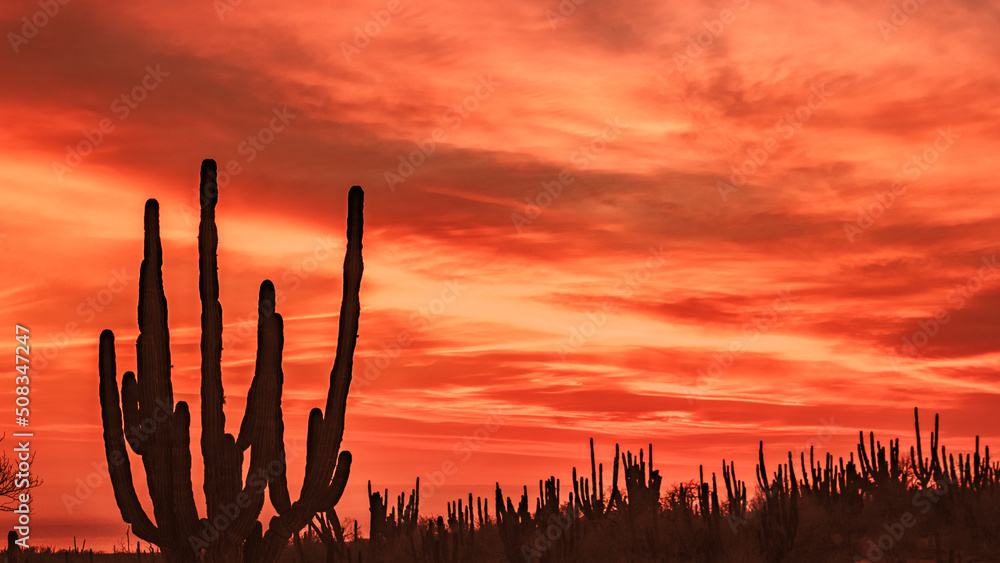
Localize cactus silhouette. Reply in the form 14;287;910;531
6;530;18;563
99;159;364;562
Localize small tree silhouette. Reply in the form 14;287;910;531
0;435;41;513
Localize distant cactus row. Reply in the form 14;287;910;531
334;407;998;562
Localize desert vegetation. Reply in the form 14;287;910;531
64;160;999;562
294;408;997;563
8;408;996;562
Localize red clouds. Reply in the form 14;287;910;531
1;0;998;548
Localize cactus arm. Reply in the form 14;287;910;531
787;451;799;496
315;185;365;461
135;199;180;541
318;451;352;509
931;413;941;480
590;438;603;510
170;401;202;541
121;373;145;455
914;407;927;482
268;423;292;515
756;441;769;494
255;186;364;562
307;186;364;497
306;407;322;470
236;281;293;514
198;159;234;526
571;467;580;514
857;431;873;480
99;330;160;543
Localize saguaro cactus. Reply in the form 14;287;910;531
99;159;364;562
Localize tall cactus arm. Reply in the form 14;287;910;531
193;162;248;558
99;330;160;543
302;184;363;499
914;407;926;479
135;199;179;541
216;281;287;552
257;186;364;562
318;185;365;452
136;200;174;418
237;281;292;514
589;438;598;507
326;185;364;407
198;159;237;526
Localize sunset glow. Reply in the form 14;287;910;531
1;0;999;550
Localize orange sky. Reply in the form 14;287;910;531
2;0;999;550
